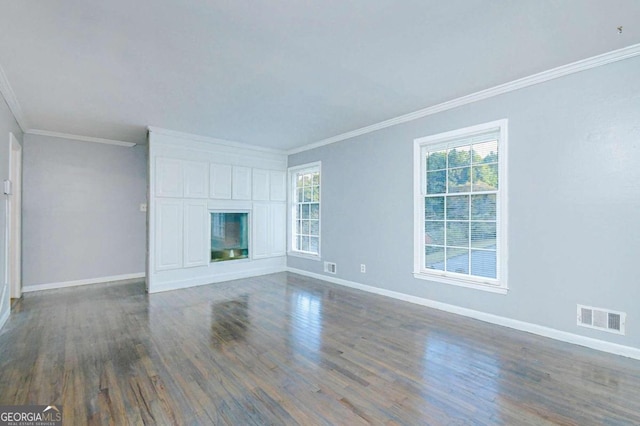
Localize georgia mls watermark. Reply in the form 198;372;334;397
0;405;62;426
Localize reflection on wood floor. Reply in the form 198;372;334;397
1;272;639;425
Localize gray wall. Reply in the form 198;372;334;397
0;95;23;318
288;55;640;349
23;134;147;287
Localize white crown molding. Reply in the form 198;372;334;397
26;129;137;147
286;267;640;360
0;63;29;131
22;272;145;293
148;126;287;155
288;43;640;155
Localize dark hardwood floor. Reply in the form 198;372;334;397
1;272;639;425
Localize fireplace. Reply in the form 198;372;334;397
210;212;249;262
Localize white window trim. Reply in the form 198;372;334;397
288;161;322;260
413;119;508;294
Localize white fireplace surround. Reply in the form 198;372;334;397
147;128;287;293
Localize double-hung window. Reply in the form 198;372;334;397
413;120;508;293
289;162;321;258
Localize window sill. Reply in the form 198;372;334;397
288;251;322;261
413;272;508;294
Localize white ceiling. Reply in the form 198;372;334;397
0;0;639;150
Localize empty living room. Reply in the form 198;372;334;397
1;1;640;424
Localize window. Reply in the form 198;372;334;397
289;162;321;258
413;120;508;293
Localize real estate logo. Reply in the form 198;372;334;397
0;405;62;426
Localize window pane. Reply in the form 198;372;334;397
471;250;496;278
426;150;447;171
448;167;471;193
471;194;496;220
425;221;444;245
471;222;496;249
292;166;320;255
309;237;319;254
446;221;469;247
303;187;312;202
426;170;446;194
472;140;498;164
425;197;444;220
310;220;319;236
425;246;445;271
446;195;469;220
418;124;503;284
310;203;319;219
472;164;498;191
446;248;469;274
448;146;471;168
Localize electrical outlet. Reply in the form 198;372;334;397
360;264;366;273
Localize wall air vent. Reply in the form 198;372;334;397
577;305;626;335
324;262;337;274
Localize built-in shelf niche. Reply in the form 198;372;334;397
210;211;249;262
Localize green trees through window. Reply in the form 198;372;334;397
424;139;499;279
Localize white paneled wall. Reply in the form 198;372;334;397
269;171;287;201
148;128;288;293
252;202;270;259
232;166;252;200
155;198;183;271
155;158;183;197
183;161;209;198
183;200;209;267
210;163;232;199
252;169;270;201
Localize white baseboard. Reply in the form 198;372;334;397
286;267;640;360
22;272;146;293
0;308;9;332
148;266;286;293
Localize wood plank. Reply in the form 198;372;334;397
0;272;639;424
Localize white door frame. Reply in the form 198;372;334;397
7;132;21;299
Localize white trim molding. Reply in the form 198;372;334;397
148;126;286;155
288;161;322;259
22;272;145;293
286;268;640;361
149;266;286;294
0;62;29;131
26;129;136;147
0;307;9;332
288;43;640;155
413;119;508;293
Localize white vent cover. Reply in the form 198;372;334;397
577;305;626;335
324;262;337;274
